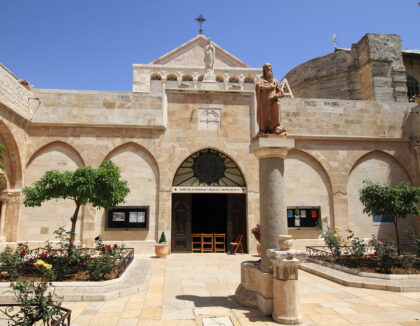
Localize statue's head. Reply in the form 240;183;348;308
206;38;211;45
263;63;273;80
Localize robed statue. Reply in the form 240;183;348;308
204;38;215;74
256;63;287;135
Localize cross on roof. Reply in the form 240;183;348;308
195;14;206;34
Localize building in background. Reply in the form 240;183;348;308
0;33;419;253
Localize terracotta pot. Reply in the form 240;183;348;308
415;96;420;104
155;244;169;258
257;242;261;256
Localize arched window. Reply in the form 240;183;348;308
172;149;246;187
407;75;419;101
216;76;224;83
167;74;178;81
197;75;204;82
229;77;240;84
182;75;193;82
244;77;254;84
150;74;162;81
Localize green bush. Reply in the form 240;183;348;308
318;216;341;257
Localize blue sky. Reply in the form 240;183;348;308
1;1;419;91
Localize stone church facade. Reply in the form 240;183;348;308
0;33;419;254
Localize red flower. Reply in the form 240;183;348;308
40;253;48;259
19;251;26;257
18;243;23;246
374;251;378;255
86;254;91;258
106;245;111;249
108;248;113;254
410;244;415;248
113;244;118;248
79;262;83;266
101;247;105;252
376;241;383;245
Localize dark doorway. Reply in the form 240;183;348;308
171;193;247;253
192;194;227;234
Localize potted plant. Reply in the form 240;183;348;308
155;231;169;258
229;84;241;90
19;80;31;90
251;224;261;256
179;82;190;88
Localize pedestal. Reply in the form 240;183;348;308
251;137;295;273
201;72;219;90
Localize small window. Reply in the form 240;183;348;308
407;75;419;101
244;77;254;84
216;76;224;83
167;75;177;81
198;75;204;82
229;77;239;84
373;214;393;225
107;206;148;229
150;74;162;81
182;75;193;82
287;207;320;228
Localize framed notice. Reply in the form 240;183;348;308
287;207;320;228
107;206;148;229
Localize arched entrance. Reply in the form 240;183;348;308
171;149;247;252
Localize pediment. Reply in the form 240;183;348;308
150;34;249;68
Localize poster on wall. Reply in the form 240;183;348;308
300;210;306;218
112;212;125;222
129;211;146;223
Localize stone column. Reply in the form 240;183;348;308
251;137;295;273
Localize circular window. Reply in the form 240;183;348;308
193;152;225;183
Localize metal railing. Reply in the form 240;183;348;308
0;304;71;325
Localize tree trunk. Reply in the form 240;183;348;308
70;204;80;243
394;217;400;255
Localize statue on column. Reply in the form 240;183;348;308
256;63;287;136
204;37;215;74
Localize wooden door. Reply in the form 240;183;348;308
171;194;192;252
227;194;247;253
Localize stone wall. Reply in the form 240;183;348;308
285;34;408;102
31;90;165;128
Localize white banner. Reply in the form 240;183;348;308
172;186;246;194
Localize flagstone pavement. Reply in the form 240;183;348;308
65;254;420;326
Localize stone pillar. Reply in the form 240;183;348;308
251;137;295;273
267;238;307;325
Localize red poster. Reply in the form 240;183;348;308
311;210;317;218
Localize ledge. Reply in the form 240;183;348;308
300;262;420;292
0;257;151;302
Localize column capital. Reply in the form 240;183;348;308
250;137;295;159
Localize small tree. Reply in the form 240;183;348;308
360;180;420;254
23;160;130;243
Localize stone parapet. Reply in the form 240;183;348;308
30;89;166;128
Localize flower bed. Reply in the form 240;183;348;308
306;245;420;274
0;228;134;282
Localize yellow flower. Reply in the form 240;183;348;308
322;216;327;219
44;263;52;270
34;260;45;267
335;226;339;229
333;234;338;238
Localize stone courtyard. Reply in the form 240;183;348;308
59;254;420;326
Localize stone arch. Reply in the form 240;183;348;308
26;141;85;169
20;141;85;242
181;74;193;82
0;120;22;188
346;150;414;240
150;73;162;81
101;142;160;241
228;76;240;84
172;147;247;188
284;149;334;235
